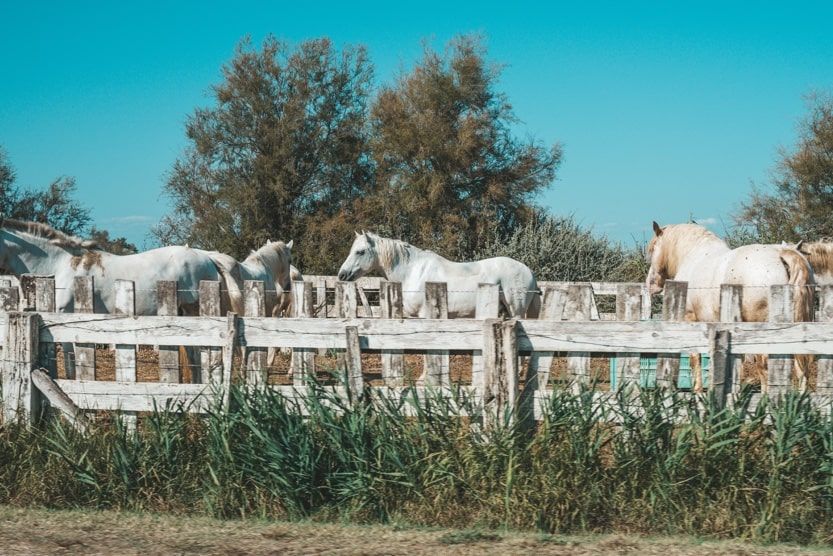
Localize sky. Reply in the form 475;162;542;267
2;1;832;249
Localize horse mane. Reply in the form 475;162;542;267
798;241;833;276
367;233;414;270
245;241;291;278
649;223;726;277
0;217;98;250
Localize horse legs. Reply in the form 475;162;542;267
690;352;703;393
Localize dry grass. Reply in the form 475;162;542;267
0;506;824;555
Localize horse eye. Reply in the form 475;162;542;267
356;249;365;256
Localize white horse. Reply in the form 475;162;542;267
337;232;539;317
0;218;241;314
209;240;294;317
646;222;814;393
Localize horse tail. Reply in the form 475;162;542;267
780;247;815;389
779;248;815;323
209;254;244;315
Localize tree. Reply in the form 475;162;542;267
89;227;138;255
154;36;374;267
736;93;833;242
0;147;91;235
474;211;644;282
366;35;563;259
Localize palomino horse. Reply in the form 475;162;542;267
646;222;814;393
337;231;539;318
0;218;241;314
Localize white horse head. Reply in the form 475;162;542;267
337;231;380;281
645;221;669;295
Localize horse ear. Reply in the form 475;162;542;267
286;239;293;249
267;238;272;244
355;231;360;238
796;239;805;252
652;221;663;236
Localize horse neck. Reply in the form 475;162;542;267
373;239;424;283
1;232;73;275
663;231;728;278
241;254;272;282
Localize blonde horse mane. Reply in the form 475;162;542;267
245;241;291;279
366;232;414;271
797;241;833;276
649;223;725;278
0;217;98;250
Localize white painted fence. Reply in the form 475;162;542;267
2;275;833;428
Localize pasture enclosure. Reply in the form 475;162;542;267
2;274;833;428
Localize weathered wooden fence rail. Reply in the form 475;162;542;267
1;275;832;426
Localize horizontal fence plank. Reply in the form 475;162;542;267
40;314;228;346
518;320;712;353
55;380;212;413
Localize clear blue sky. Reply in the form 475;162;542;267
2;1;832;249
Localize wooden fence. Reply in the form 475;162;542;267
2;275;833;428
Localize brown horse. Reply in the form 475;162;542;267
646;222;814;393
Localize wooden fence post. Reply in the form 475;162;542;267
157;281;180;383
472;283;500;395
713;284;743;407
244;280;267;385
114;279;137;432
380;281;405;387
1;312;41;424
199;280;222;385
315;277;327;317
0;285;20;311
335;281;358;380
526;285;568;391
291;280;316;386
767;284;795;397
656;280;687;389
564;283;593;393
423;282;449;387
615;284;643;390
344;326;364;396
20;274;38;311
73;277;96;381
817;286;833;395
222;313;237;409
34;277;57;380
482;318;519;426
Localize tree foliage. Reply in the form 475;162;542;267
154;36;373;265
156;35;563;272
89;227;138;255
736;94;833;243
474;211;645;282
365;36;563;259
0;147;91;235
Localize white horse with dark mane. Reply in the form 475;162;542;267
337;232;539;317
0;218;244;314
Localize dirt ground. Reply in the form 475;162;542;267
0;506;827;556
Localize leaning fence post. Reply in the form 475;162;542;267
73;277;96;380
656;280;687;389
291;280;316;386
767;284;795;397
157;280;180;383
1;312;41;424
380;281;405;387
244;280;267;385
817;286;833;395
423;282;450;387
